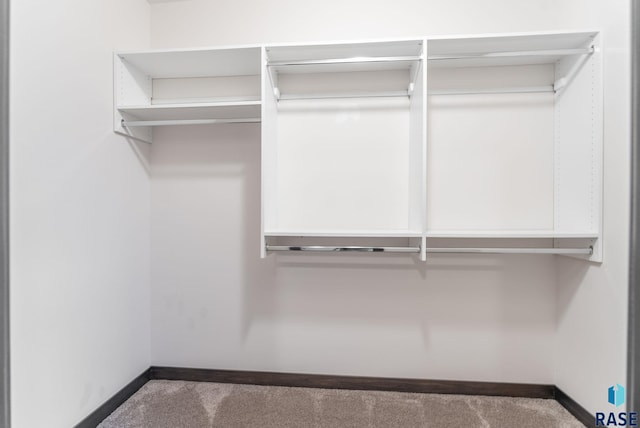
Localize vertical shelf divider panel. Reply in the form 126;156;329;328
261;46;279;258
408;40;428;261
114;54;153;143
554;33;603;261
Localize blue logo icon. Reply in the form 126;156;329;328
596;384;636;426
608;384;625;407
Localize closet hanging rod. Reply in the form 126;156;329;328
429;85;555;96
121;118;261;127
266;245;420;253
427;46;594;61
266;245;593;255
150;96;261;105
277;85;555;100
268;55;422;67
279;90;410;101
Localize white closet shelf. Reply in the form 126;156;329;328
266;245;593;256
427;51;593;69
266;40;423;63
424;230;598;239
116;46;262;78
268;60;419;75
263;230;423;238
118;101;261;121
428;31;597;69
266;40;424;75
265;230;597;239
114;46;264;142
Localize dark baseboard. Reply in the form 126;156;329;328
77;366;596;427
150;366;555;398
555;386;595;427
74;368;151;428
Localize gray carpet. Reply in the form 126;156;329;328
99;380;585;428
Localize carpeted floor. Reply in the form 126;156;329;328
98;380;585;428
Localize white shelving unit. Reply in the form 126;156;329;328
114;31;602;262
426;31;602;261
261;39;427;257
114;46;262;143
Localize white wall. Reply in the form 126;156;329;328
150;0;567;48
6;0;627;425
151;125;557;382
148;0;631;414
554;0;631;415
10;1;151;427
148;0;568;386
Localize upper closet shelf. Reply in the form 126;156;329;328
265;39;425;103
266;40;424;74
428;31;598;68
114;46;262;143
117;46;262;78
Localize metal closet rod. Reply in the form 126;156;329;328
429;85;555;96
278;90;410;101
268;55;422;67
277;85;555;100
266;245;593;255
121;118;261;127
267;245;420;253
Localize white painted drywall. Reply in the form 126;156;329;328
148;0;631;413
150;0;568;49
427;65;556;231
5;0;627;425
147;0;579;386
151;125;557;382
10;1;152;427
275;97;411;232
553;0;631;415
